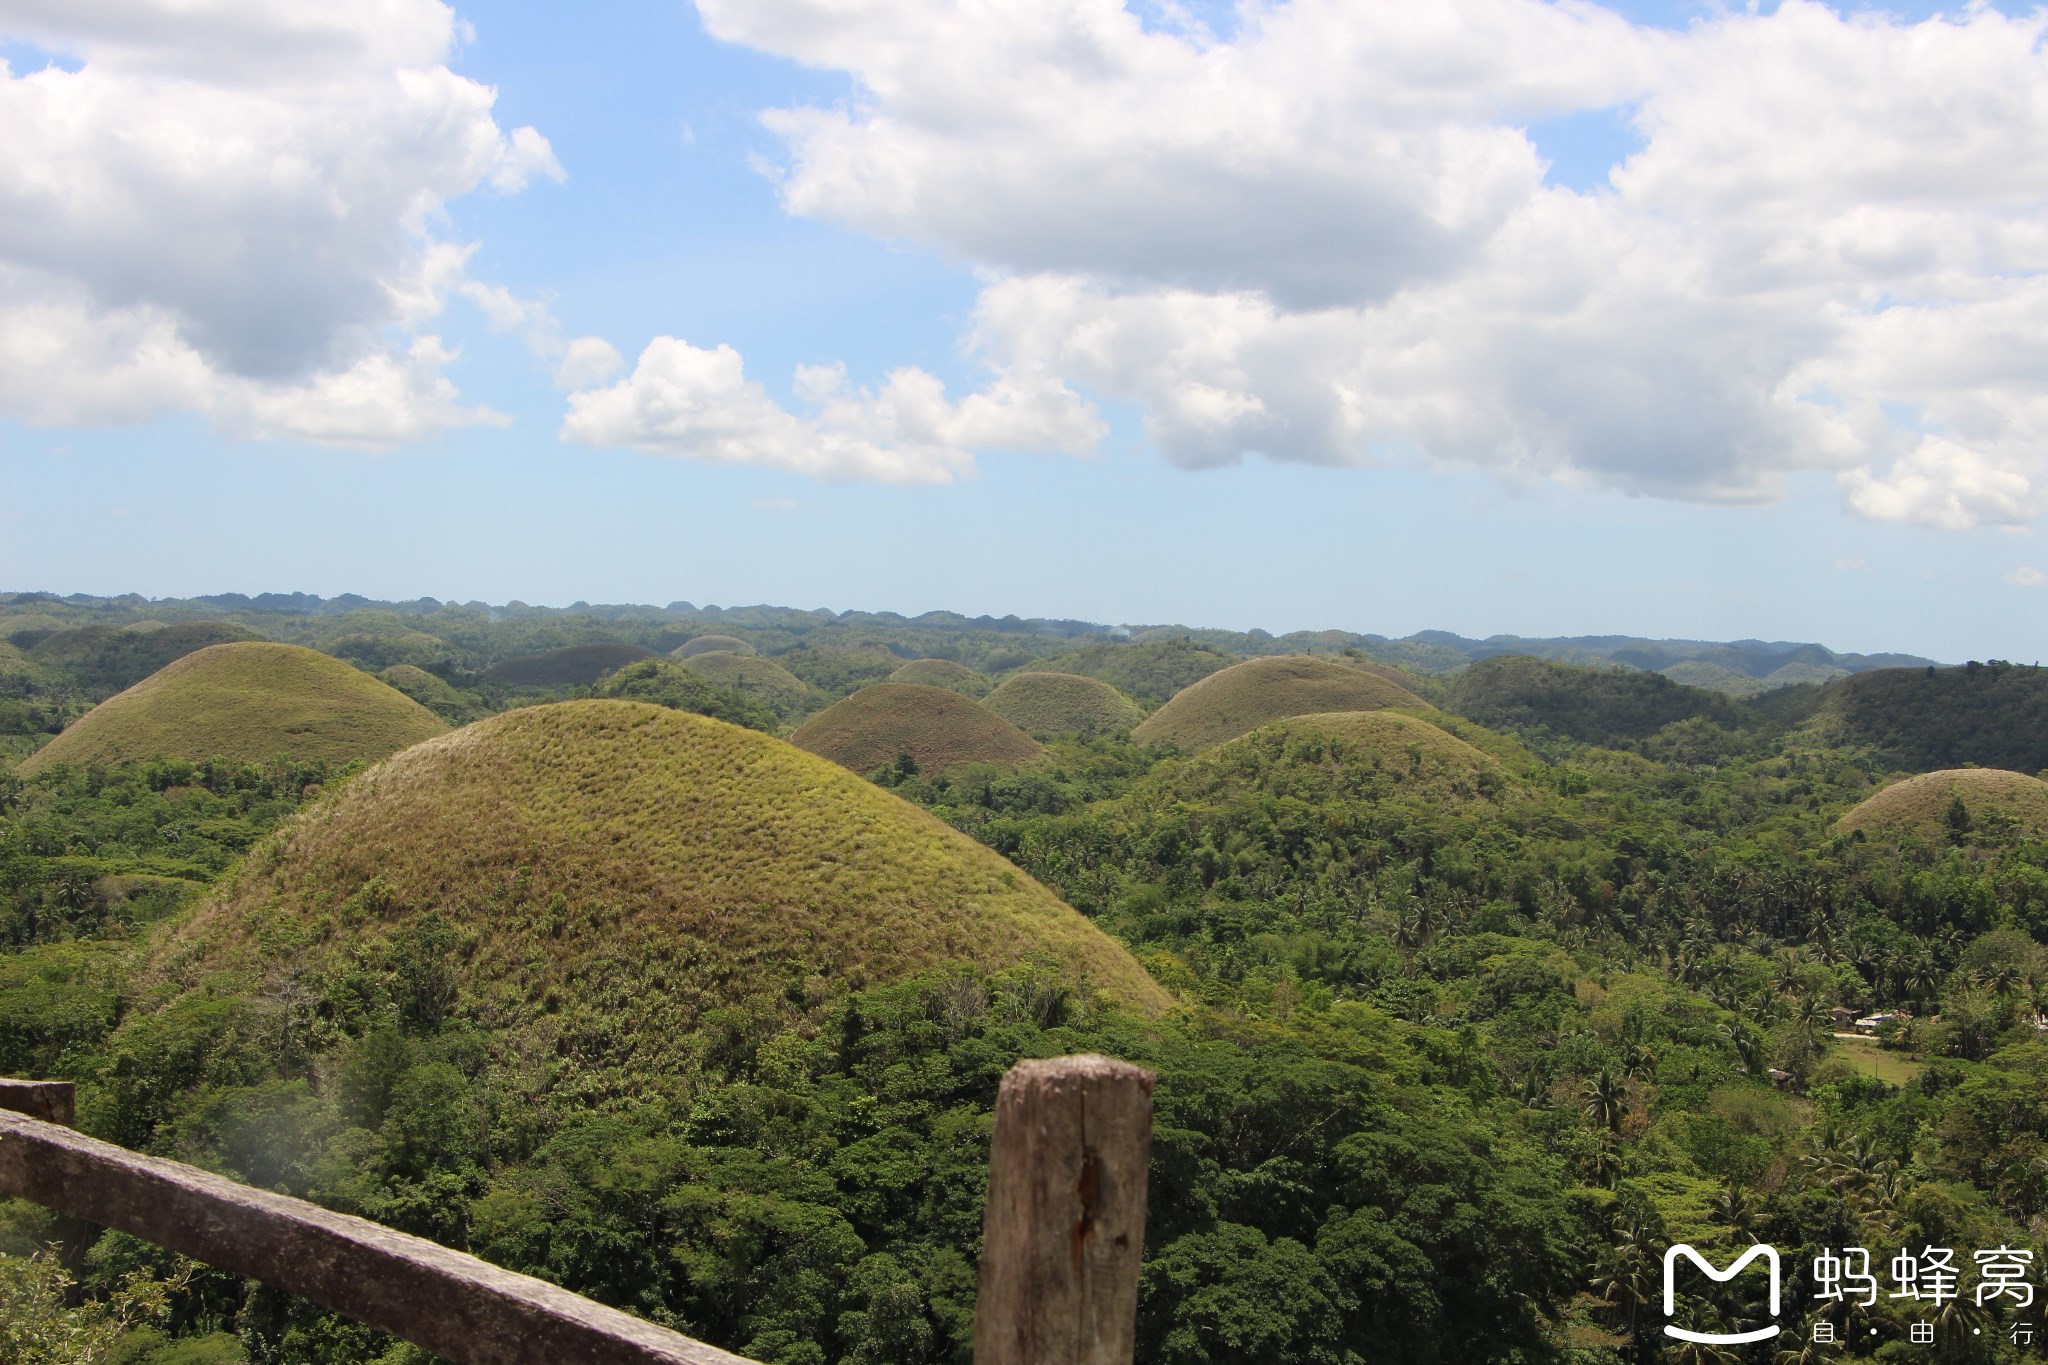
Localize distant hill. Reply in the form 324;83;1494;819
1773;662;2048;773
481;643;656;688
28;620;262;697
149;701;1167;1097
886;658;986;695
376;664;485;724
983;672;1145;738
1133;655;1423;752
792;683;1043;777
1037;638;1239;705
676;652;816;718
1443;655;1739;747
20;643;448;773
1402;630;1935;681
1838;768;2048;841
673;634;754;658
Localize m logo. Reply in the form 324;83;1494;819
1663;1243;1782;1344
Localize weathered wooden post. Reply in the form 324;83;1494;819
973;1054;1156;1365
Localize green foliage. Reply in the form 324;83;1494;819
1790;661;2048;772
1443;655;1740;748
675;653;819;719
586;658;778;731
1035;638;1239;705
480;643;657;688
886;659;987;696
28;622;261;700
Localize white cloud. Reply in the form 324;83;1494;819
560;337;1103;485
0;0;559;445
702;0;2048;526
554;335;626;390
2007;565;2048;588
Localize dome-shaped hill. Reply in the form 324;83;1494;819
482;643;656;688
1236;710;1503;785
679;651;815;716
1837;768;2048;840
792;684;1043;777
984;672;1144;738
1132;655;1424;752
30;619;261;696
378;664;484;724
153;702;1167;1092
887;658;986;694
18;643;448;774
674;634;754;658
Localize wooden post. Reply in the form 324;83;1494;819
973;1054;1155;1365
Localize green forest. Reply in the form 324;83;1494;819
3;591;2047;1364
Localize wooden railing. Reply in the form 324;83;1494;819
0;1057;1154;1365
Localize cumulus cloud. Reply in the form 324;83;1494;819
2007;565;2047;588
0;0;559;444
560;337;1103;484
701;0;2048;526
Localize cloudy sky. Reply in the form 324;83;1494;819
2;0;2045;659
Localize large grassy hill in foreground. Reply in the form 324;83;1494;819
19;643;448;774
982;671;1145;737
1837;767;2048;841
1132;654;1423;751
149;700;1168;1100
792;683;1044;776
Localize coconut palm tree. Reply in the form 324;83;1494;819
1583;1068;1629;1134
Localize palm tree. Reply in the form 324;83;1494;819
1583;1068;1628;1134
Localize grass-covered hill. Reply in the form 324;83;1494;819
18;643;448;774
1132;655;1423;751
1036;637;1238;704
480;643;656;688
376;664;486;724
1774;661;2048;773
676;650;816;717
29;620;261;698
673;633;754;658
1145;710;1515;816
1837;767;2048;841
148;701;1169;1094
1442;654;1738;747
886;658;986;694
982;672;1145;738
791;683;1044;776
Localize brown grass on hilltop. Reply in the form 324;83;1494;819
983;672;1144;738
886;658;986;695
149;701;1167;1096
674;634;755;658
1836;767;2048;840
19;643;447;774
791;683;1043;776
1133;654;1424;752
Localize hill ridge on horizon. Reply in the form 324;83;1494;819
0;590;1950;679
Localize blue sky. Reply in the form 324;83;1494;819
3;0;2046;661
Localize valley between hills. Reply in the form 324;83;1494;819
4;591;2046;1363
